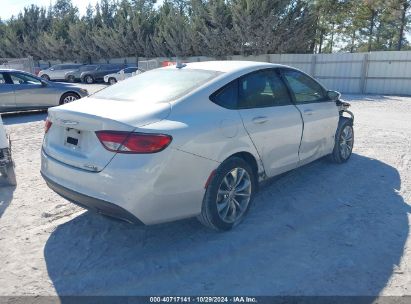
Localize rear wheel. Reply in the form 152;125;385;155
41;74;50;81
67;75;76;83
84;75;94;84
1;162;17;186
330;118;354;163
60;92;80;105
198;157;256;231
108;77;117;85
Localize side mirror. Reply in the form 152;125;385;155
327;90;341;101
49;68;54;71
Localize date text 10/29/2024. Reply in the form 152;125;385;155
150;297;258;303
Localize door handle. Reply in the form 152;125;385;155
304;109;314;116
252;116;269;124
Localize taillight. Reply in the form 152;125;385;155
44;119;52;133
95;131;172;154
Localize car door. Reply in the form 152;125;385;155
237;69;303;177
9;72;51;108
280;68;339;164
0;72;16;111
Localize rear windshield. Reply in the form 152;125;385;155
93;68;221;103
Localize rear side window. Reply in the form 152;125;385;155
210;81;238;109
93;68;221;103
281;69;326;103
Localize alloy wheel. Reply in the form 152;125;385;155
62;95;78;104
339;125;353;160
216;167;252;224
85;76;93;84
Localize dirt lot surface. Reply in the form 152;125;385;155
0;94;410;296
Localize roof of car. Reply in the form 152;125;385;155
164;60;284;73
0;68;19;72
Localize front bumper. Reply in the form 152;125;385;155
41;172;143;224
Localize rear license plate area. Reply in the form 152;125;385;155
64;128;82;149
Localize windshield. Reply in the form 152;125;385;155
93;68;221;103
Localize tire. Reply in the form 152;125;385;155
67;75;76;83
60;92;80;105
197;157;256;231
41;74;50;81
1;162;16;186
330;117;354;163
108;77;117;85
84;75;94;84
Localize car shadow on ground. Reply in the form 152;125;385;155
0;184;15;218
44;154;410;298
2;111;47;125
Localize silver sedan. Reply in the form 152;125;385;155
41;61;354;231
0;69;88;113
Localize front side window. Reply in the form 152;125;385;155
10;73;42;85
93;68;221;103
281;69;326;103
238;69;292;109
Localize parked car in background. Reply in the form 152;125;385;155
38;64;84;81
41;61;354;231
104;67;143;85
65;65;99;83
0;115;16;186
0;69;88;113
80;64;126;84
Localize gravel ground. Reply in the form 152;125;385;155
0;94;410;297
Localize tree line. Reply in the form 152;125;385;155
0;0;409;61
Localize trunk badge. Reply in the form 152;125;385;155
84;164;99;171
59;119;79;126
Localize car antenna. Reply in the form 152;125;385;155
176;58;186;69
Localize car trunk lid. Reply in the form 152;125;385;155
43;97;171;171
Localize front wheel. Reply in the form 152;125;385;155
41;74;50;81
197;157;256;231
330;118;354;163
60;92;80;105
108;77;117;85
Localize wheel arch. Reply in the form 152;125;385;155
59;91;81;104
223;151;265;184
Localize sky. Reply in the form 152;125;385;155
0;0;165;20
1;0;101;21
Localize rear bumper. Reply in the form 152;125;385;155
41;172;143;224
41;147;217;225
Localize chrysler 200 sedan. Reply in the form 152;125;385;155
0;69;88;113
41;61;354;231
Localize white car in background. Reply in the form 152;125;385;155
0;115;16;186
38;64;84;81
41;61;354;231
103;67;143;85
